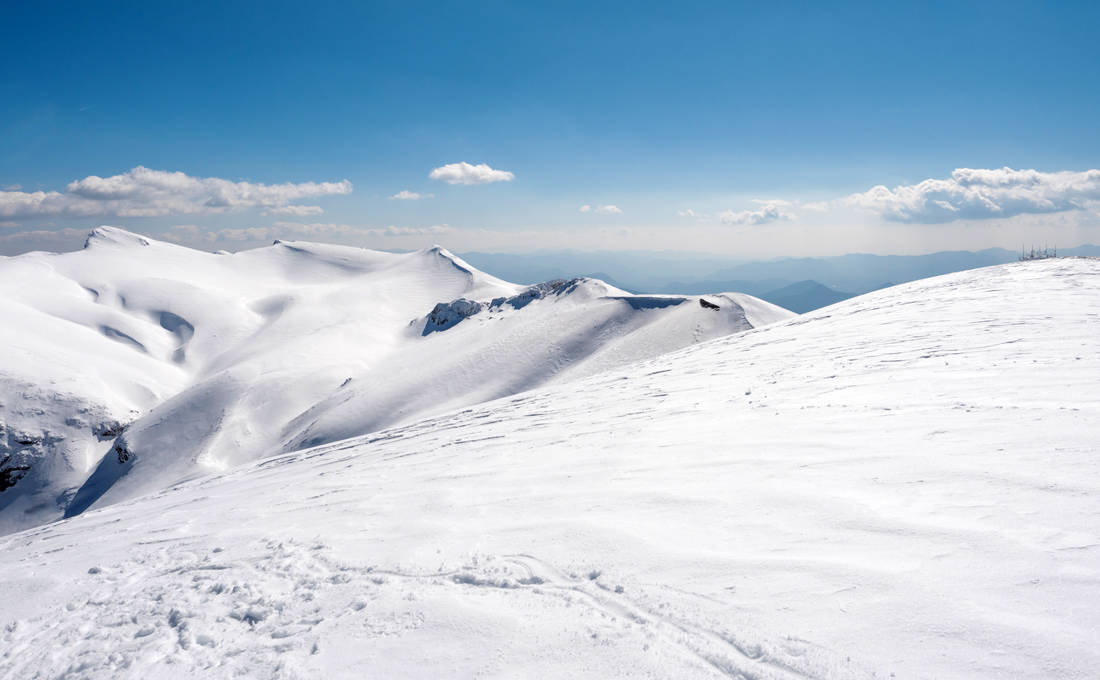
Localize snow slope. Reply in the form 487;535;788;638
1;258;1097;679
0;228;791;533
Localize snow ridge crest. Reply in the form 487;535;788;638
83;226;152;249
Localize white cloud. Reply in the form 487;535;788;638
0;166;352;219
165;224;217;243
0;227;90;253
263;205;325;216
272;222;454;238
677;209;696;217
0;190;63;218
429;162;514;186
580;204;622;214
846;167;1100;223
381;224;453;236
215;227;274;242
390;190;432;200
157;222;457;248
717;202;794;226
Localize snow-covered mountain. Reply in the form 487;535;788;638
0;257;1096;679
0;227;792;534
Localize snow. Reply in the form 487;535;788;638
0;227;791;533
1;256;1097;679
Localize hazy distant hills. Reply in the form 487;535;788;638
461;245;1100;312
756;280;856;313
610;277;856;314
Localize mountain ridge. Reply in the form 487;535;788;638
0;227;791;534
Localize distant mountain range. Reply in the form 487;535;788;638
756;280;856;313
461;245;1100;312
586;275;856;314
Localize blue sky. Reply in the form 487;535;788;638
3;1;1099;256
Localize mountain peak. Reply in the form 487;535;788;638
418;245;477;277
83;226;152;249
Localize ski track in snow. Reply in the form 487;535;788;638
0;257;1098;678
1;536;836;680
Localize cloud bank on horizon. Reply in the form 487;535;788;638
2;165;1099;256
164;221;456;245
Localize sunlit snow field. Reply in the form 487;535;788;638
1;254;1097;679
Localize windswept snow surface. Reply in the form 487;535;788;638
0;228;791;533
1;258;1097;679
